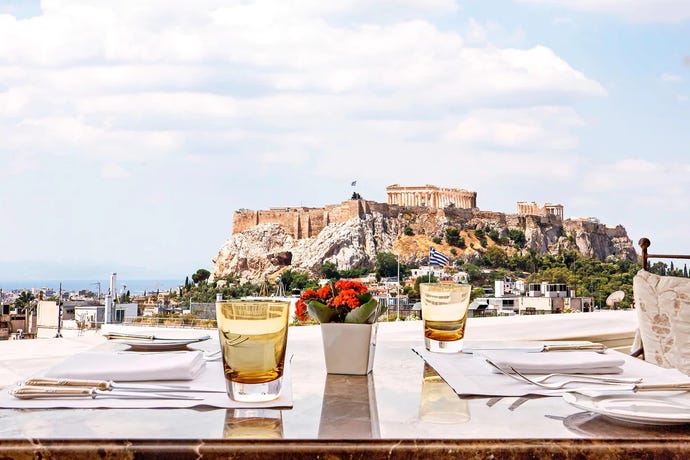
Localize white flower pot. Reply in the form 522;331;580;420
320;322;378;375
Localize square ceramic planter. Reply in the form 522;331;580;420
320;322;378;375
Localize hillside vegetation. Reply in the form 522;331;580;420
183;227;687;309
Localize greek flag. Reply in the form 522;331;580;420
429;247;450;266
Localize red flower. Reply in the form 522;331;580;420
296;278;372;323
332;289;360;309
295;298;309;322
295;288;319;321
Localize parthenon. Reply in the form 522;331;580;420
386;184;477;209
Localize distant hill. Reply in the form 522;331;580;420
212;199;635;282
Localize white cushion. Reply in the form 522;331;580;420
633;269;690;374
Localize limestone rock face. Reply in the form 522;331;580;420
213;213;400;282
212;207;637;282
212;223;295;282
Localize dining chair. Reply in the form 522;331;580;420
633;238;690;374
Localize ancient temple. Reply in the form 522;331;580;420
385;184;476;209
517;201;564;219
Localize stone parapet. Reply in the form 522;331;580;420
232;200;392;239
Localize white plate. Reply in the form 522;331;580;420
120;336;210;351
563;392;690;425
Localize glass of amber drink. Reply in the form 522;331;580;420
215;300;290;402
420;283;471;353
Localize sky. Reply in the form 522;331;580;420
0;0;688;281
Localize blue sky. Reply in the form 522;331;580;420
0;0;688;280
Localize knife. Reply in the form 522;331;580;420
103;332;211;342
559;383;690;395
23;378;225;393
10;386;202;400
632;383;690;392
462;341;607;354
543;343;607;353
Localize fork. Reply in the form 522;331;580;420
484;359;641;390
508;366;642;390
529;373;641;385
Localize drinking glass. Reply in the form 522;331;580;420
420;283;471;353
215;300;290;402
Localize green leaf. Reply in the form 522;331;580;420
307;300;336;323
345;299;379;324
357;292;373;304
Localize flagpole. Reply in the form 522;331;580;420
397;253;400;321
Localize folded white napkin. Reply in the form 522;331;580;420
478;350;625;374
43;351;206;381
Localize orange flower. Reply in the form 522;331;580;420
295;288;319;321
332;289;361;309
296;279;372;323
317;285;332;299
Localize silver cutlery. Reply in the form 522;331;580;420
103;332;211;342
507;366;642;390
485;359;641;390
10;386;202;400
527;372;641;385
486;359;690;392
542;343;608;354
22;378;225;393
464;341;608;354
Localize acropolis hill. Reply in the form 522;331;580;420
215;184;635;282
232;184;562;239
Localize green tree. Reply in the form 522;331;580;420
445;228;462;247
413;274;438;298
14;290;35;312
481;246;509;268
507;229;526;248
470;287;485;301
376;252;399;279
404;226;414;236
339;267;370;278
320;262;340;280
279;270;313;291
191;268;211;284
463;263;483;283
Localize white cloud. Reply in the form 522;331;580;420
444;106;584;150
583;158;690;196
519;0;690;23
100;162;130;179
0;1;605;179
552;16;576;26
0;154;39;177
463;19;527;46
661;73;683;83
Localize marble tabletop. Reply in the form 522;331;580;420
1;318;689;459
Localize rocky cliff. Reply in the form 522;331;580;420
212;200;637;282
